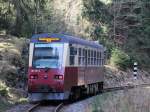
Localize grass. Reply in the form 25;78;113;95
91;87;150;112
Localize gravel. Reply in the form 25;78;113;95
6;104;32;112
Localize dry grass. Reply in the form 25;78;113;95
104;65;150;88
63;87;150;112
91;87;150;112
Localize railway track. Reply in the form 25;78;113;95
26;103;64;112
102;83;150;93
54;103;64;112
27;103;41;112
26;83;150;112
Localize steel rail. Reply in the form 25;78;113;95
102;83;150;93
54;103;64;112
26;103;40;112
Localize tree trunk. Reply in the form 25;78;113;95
11;0;23;36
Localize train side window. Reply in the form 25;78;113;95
81;48;83;65
100;52;102;65
82;49;85;66
97;51;100;66
96;51;99;65
88;50;90;65
85;50;87;65
78;48;82;65
70;56;74;65
70;47;77;55
94;51;96;65
99;52;102;66
99;52;101;59
90;50;92;65
70;47;74;55
78;48;86;66
102;59;104;65
79;48;81;56
70;47;75;65
92;50;95;65
101;53;104;65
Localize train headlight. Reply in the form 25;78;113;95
30;74;38;79
31;69;40;72
54;75;63;80
58;75;63;80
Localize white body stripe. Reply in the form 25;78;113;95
62;43;69;67
133;72;137;74
29;43;34;66
134;67;137;70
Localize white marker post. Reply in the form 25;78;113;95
133;62;138;79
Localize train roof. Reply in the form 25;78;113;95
31;33;103;49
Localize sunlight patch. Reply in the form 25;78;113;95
100;0;112;5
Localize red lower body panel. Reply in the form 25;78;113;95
28;66;104;92
28;67;64;93
64;66;104;91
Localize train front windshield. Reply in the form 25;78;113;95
33;43;63;68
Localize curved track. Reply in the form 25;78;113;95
26;83;150;112
27;103;41;112
26;103;64;112
54;103;64;112
102;83;150;93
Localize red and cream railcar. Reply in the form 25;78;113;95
28;33;105;102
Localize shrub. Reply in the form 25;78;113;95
1;65;18;87
110;48;132;70
0;81;8;96
0;88;7;96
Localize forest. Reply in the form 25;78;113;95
0;0;150;111
0;0;150;69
